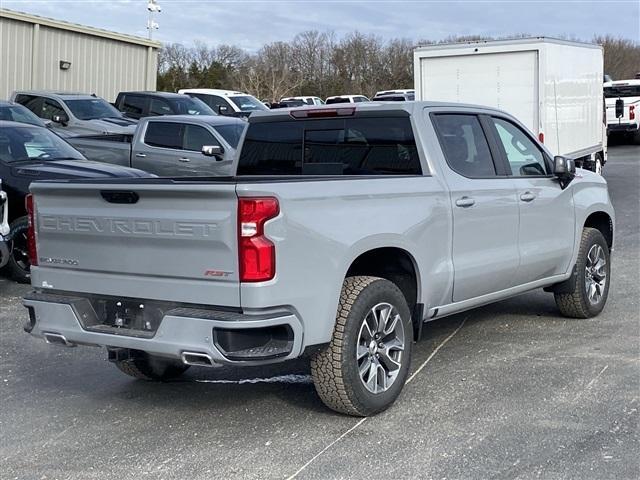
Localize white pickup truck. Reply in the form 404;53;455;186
23;102;614;416
604;79;640;143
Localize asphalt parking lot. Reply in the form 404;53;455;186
1;144;638;480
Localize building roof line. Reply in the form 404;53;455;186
0;8;161;48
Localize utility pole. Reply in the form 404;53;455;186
147;0;161;40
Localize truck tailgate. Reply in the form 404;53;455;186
29;181;240;306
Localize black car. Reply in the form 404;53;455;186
114;91;216;120
0;120;151;282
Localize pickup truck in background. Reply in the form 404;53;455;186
11;91;138;136
23;102;614;416
113;91;216;120
604;79;640;143
68;115;246;177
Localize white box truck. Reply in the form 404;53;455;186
414;38;606;173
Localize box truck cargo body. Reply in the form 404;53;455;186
414;38;606;172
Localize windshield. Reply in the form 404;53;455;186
0;105;45;127
0;124;85;163
604;85;640;98
173;97;215;115
213;123;247;148
65;98;122;120
229;96;268;112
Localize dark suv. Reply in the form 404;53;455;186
114;91;215;119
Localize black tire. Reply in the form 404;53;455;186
555;228;611;318
2;217;31;284
310;276;413;416
114;351;190;381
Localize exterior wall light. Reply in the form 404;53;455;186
59;61;71;70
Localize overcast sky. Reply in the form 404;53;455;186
3;1;639;50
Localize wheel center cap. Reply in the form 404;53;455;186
368;340;378;355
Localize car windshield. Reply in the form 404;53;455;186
604;85;640;98
0;124;85;163
326;98;350;105
173;97;216;115
212;122;247;148
0;105;46;127
65;98;122;120
229;96;268;112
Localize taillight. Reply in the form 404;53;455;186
630;105;635;120
538;132;544;143
25;194;38;266
238;197;279;282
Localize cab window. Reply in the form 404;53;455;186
433;114;496;178
491;117;549;176
182;124;219;152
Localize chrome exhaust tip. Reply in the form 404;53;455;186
43;332;76;347
181;351;215;367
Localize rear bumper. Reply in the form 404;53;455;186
23;291;304;366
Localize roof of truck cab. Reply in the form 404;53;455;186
144;114;245;126
247;100;508;122
118;91;188;99
604;79;640;87
178;88;248;97
12;91;102;100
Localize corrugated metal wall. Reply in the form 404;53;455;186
1;15;158;102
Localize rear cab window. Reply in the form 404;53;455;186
237;115;422;176
432;114;497;178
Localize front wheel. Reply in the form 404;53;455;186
311;276;413;416
555;228;611;318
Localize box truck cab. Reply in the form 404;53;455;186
414;38;607;173
604;79;640;143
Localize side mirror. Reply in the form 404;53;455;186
43;120;53;129
554;155;576;188
615;98;624;118
202;145;224;158
217;105;229;115
52;114;68;125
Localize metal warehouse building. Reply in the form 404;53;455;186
0;8;160;101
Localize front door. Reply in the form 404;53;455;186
488;116;575;284
431;112;520;303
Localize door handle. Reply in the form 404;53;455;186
179;157;190;163
134;153;146;158
520;191;536;202
455;196;475;208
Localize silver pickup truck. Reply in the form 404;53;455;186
67;115;246;176
23;102;615;416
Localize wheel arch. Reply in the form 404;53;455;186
584;211;614;250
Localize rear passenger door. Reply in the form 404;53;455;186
431;112;520;302
488;116;575;284
135;121;228;176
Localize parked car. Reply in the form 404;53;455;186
372;92;415;102
325;95;370;104
113;91;215;120
11;91;137;136
0;100;50;128
178;89;268;118
281;96;325;106
0;180;9;269
604;79;640;143
68;115;246;176
23;102;614;416
414;38;607;173
0;121;151;282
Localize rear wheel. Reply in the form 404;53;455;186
114;351;190;381
555;228;610;318
311;276;412;416
2;217;30;284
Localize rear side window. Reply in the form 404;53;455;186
432;114;496;178
144;122;182;149
120;95;146;117
14;94;43;116
237;117;422;176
